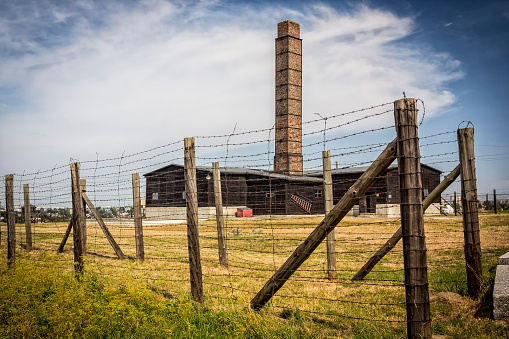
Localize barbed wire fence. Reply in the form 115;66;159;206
0;98;501;337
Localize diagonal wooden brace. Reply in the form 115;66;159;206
351;164;460;281
57;220;73;253
81;192;125;259
250;138;398;311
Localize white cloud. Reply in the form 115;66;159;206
0;0;463;176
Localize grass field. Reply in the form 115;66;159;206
1;212;508;338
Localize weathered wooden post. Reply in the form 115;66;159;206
454;191;457;216
70;163;85;276
23;184;33;251
394;98;431;338
212;162;227;267
184;137;204;303
5;175;15;267
493;189;497;214
323;150;336;280
457;127;483;298
485;193;489;211
80;179;87;253
132;173;144;261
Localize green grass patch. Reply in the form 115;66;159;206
0;214;508;338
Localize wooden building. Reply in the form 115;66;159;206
144;164;325;216
144;163;442;218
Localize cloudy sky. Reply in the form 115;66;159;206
1;0;508;198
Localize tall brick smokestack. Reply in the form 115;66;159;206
274;20;303;176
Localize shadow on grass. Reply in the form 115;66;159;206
474;264;497;319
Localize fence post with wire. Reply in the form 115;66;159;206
457;126;483;298
394;97;431;338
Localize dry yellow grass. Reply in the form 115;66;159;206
1;212;508;337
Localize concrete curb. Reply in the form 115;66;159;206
494;252;509;320
499;252;509;265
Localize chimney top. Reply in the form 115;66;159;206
277;20;300;38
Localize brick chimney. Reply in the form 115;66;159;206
274;20;303;176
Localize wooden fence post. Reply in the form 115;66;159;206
212;162;227;267
458;127;483;298
184;137;203;303
323;150;336;280
80;179;87;253
250;138;397;311
454;191;457;216
352;164;460;281
494;189;497;214
5;175;15;268
394;98;431;338
70;163;85;276
132;173;144;261
23;184;33;251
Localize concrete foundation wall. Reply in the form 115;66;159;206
146;206;246;220
374;203;442;218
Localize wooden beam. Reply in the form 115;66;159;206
5;174;15;267
250;138;397;311
352;164;460;281
184;137;204;303
212;162;227;267
70;163;85;275
57;220;73;253
80;179;87;253
394;98;431;338
323;150;336;280
494;189;497;214
81;192;125;259
458;127;483;298
132;173;144;260
23;184;33;251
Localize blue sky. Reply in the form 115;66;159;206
1;0;508;200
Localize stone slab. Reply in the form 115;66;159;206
494;264;509;320
499;252;509;265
